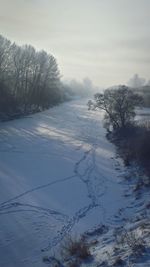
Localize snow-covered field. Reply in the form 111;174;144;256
0;99;147;267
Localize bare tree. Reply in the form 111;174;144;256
88;85;143;130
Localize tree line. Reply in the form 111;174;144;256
0;35;66;120
88;86;150;179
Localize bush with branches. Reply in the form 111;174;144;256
88;85;143;131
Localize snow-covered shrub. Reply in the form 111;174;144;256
115;228;145;256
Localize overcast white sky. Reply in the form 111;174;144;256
0;0;150;87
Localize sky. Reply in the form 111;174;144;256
0;0;150;87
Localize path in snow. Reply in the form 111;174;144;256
0;99;128;267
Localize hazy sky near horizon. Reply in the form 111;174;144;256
0;0;150;87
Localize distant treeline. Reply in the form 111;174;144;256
133;86;150;107
0;35;97;121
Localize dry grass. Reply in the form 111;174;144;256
61;236;91;261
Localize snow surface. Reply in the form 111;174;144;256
0;98;131;267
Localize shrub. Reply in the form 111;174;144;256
61;236;91;261
111;122;150;179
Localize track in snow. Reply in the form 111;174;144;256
0;99;127;267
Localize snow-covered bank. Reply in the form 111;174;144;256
0;99;134;266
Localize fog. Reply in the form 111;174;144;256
0;0;150;87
